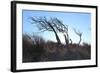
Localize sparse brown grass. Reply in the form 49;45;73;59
23;34;91;62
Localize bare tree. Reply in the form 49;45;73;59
74;28;82;45
51;18;69;45
30;17;61;44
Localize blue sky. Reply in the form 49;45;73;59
22;10;91;44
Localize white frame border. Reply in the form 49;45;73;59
16;3;96;70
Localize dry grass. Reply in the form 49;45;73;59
23;34;91;62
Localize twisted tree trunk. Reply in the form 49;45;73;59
78;35;82;45
64;34;69;46
48;22;61;44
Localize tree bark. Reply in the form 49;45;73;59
54;29;61;44
64;34;69;46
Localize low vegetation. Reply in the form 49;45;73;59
23;34;91;63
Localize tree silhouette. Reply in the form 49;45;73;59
51;18;69;45
74;28;82;45
30;17;61;44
